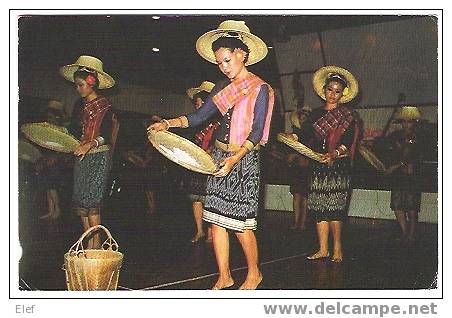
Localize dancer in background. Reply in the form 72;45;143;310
185;81;219;243
385;106;422;245
293;66;361;263
37;100;67;220
287;106;312;231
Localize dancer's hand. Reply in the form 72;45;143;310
74;141;95;161
214;155;239;177
319;152;334;166
148;121;168;132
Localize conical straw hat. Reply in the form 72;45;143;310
394;106;421;121
196;20;268;66
59;55;115;89
312;65;359;104
186;81;215;99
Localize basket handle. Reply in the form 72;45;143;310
68;225;119;255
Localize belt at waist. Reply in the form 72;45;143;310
88;144;110;154
214;140;260;152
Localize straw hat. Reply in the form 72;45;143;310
59;55;115;89
47;100;63;111
394;106;422;121
290;106;312;129
312;65;359;104
196;20;268;66
186;81;215;99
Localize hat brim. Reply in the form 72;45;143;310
187;82;215;99
186;87;202;100
196;29;268;66
394;106;422;121
59;64;115;89
312;66;359;104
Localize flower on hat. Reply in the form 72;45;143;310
312;66;359;104
86;75;96;86
60;55;115;89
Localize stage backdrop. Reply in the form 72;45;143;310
273;16;438;115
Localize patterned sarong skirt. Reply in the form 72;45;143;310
203;147;260;232
72;151;112;214
308;159;352;222
390;174;421;212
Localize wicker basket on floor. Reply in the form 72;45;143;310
63;225;123;291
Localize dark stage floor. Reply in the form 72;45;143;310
17;177;438;291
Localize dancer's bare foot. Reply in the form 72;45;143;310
239;273;263;290
211;277;234;290
289;224;306;231
307;250;330;260
331;250;343;263
40;213;60;220
39;213;53;219
51;212;61;220
191;232;206;243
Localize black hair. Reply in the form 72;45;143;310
73;68;100;90
323;73;347;90
193;91;210;103
212;36;250;64
46;108;65;125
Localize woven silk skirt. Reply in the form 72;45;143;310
203;147;260;232
390;190;421;212
72;151;112;213
289;164;310;196
308;159;352;222
390;173;421;212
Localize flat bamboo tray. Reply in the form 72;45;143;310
148;129;217;174
358;145;386;171
277;133;324;163
21;122;109;154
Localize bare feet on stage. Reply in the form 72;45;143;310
191;232;206;243
39;212;60;220
306;251;330;260
239;273;263;290
331;250;343;263
211;276;235;290
289;224;306;231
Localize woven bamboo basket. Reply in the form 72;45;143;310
277;133;325;163
63;225;123;291
358;145;386;172
148;129;217;174
21;122;110;154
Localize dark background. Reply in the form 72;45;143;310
17;13;438;192
18;14;414;93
